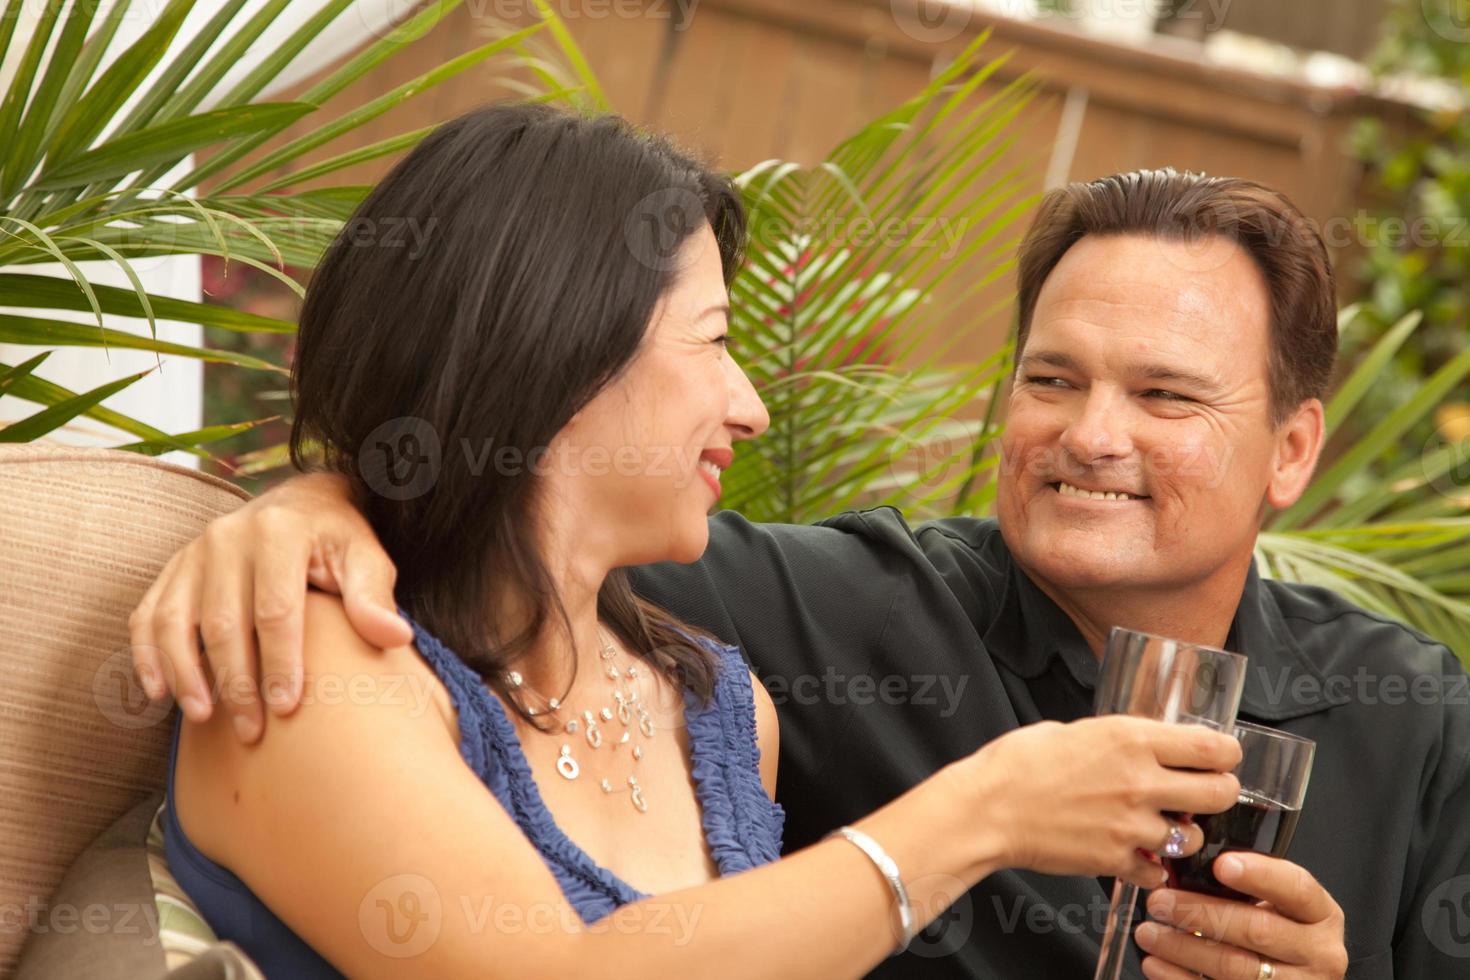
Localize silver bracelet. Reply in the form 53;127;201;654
826;825;916;955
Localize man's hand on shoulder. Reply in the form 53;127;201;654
129;470;411;744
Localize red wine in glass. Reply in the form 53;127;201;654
1162;791;1303;902
1158;721;1314;905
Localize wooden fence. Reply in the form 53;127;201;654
236;0;1423;379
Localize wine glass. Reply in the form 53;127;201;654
1092;627;1250;980
1160;721;1315;901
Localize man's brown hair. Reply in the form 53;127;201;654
1014;167;1337;426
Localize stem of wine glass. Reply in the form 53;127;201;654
1093;879;1140;980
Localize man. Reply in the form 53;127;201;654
132;169;1469;978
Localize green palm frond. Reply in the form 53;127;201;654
0;368;152;443
721;32;1038;523
0;0;580;447
1259;307;1470;662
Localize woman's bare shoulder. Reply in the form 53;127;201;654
174;590;459;862
172;593;576;977
296;590;458;735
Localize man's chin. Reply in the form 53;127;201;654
1009;529;1156;592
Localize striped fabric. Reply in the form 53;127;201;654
0;445;250;975
147;800;265;979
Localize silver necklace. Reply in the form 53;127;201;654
504;627;655;813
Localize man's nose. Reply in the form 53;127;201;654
1058;387;1133;465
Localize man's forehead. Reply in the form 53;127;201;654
1042;235;1267;315
1030;234;1272;365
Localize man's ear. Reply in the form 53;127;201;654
1265;398;1325;510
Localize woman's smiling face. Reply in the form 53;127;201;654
542;224;769;568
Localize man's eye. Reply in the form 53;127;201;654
1143;389;1190;402
1025;375;1067;388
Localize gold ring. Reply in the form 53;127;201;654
1257;960;1275;979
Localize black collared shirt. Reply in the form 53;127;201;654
629;507;1470;979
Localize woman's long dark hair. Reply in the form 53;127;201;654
290;102;747;727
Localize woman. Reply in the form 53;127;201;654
150;102;1240;978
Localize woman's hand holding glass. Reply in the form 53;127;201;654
949;716;1242;889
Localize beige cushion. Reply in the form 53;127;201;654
13;791;168;979
14;789;265;980
0;445;250;975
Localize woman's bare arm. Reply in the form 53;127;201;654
176;591;991;978
173;591;1238;980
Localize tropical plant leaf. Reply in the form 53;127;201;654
1323;307;1419;434
0;350;51;398
1;358;211;459
55;234;160;348
231;440;293;475
143;0;291;126
0;273;294;333
0;0;66;197
0;0;595;472
113;417;278;456
254;127;437;194
0;1;26;85
0;369;151;442
41;3;133;159
40;0;196;176
1275;323;1470;529
1258;529;1470;664
4;0;99;194
721;33;1036;524
0;214;107;333
204;24;545;194
0;313;284;371
34;102;318;190
110;0;250;138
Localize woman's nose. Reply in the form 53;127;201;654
726;357;770;440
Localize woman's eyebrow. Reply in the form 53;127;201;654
695;303;730;322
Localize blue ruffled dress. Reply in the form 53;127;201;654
162;610;785;978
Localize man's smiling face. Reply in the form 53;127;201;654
997;232;1305;594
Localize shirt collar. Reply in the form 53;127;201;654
981;553;1348;722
